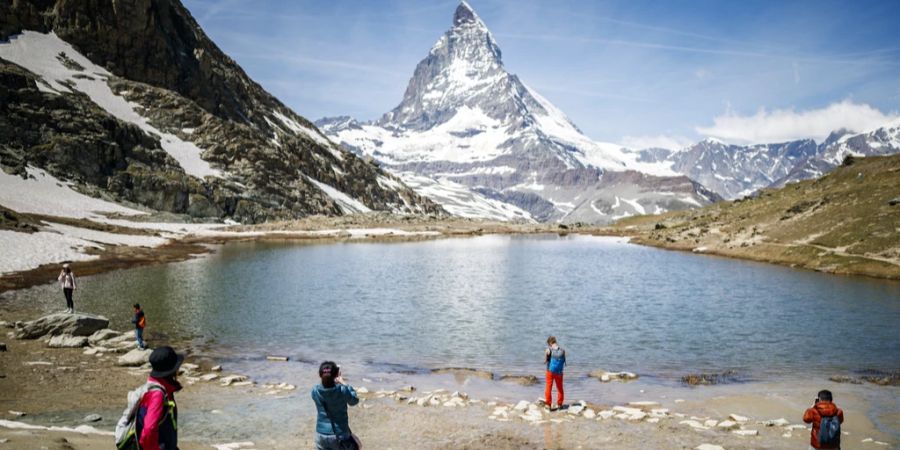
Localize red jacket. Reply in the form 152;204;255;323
138;376;180;450
803;401;844;449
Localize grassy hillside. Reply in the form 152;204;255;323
608;154;900;280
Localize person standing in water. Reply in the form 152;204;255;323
132;304;147;350
57;263;77;313
544;336;566;410
311;361;361;450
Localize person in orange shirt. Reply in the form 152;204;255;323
132;303;147;350
803;389;844;449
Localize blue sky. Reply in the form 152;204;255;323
184;0;900;148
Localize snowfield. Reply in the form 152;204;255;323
0;224;168;275
0;167;146;219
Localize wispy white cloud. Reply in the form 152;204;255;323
620;134;694;150
231;52;409;78
696;100;900;144
530;84;651;103
494;32;900;67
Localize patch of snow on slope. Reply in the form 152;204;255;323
305;176;372;214
0;31;221;179
0;167;145;219
590;200;606;216
271;110;342;160
619;197;646;215
399;173;533;222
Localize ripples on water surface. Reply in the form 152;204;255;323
6;235;900;380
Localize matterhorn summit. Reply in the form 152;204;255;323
319;1;719;223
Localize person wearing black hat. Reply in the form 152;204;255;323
135;346;183;450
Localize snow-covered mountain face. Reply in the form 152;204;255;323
320;1;717;223
0;0;442;223
639;122;900;199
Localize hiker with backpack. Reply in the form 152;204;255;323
544;336;566;411
57;263;77;313
311;361;361;450
803;389;844;449
115;346;183;450
132;303;146;350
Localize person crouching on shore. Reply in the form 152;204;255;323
311;361;361;450
544;336;566;410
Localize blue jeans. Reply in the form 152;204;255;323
135;327;144;349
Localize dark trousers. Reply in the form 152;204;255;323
63;288;73;309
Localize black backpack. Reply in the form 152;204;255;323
818;414;841;446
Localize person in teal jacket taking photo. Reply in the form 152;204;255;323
311;361;361;450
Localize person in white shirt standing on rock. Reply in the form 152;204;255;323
57;263;77;313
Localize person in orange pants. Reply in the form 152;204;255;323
544;336;566;410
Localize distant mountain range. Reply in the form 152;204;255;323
320;1;900;223
0;0;442;223
632;123;900;199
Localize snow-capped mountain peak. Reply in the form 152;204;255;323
454;1;485;27
319;1;719;223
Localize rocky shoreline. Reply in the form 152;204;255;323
2;310;898;448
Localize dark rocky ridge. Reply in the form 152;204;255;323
0;0;444;222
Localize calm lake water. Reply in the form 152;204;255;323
5;235;900;381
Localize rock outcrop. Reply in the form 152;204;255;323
14;313;109;339
47;334;89;348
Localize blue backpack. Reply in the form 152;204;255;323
818;414;841;447
547;347;566;374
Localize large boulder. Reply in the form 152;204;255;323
47;334;89;348
117;348;153;367
14;313;109;339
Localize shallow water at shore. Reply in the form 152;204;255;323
4;234;899;382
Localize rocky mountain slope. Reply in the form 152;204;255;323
0;0;442;224
610;154;900;280
318;1;719;224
